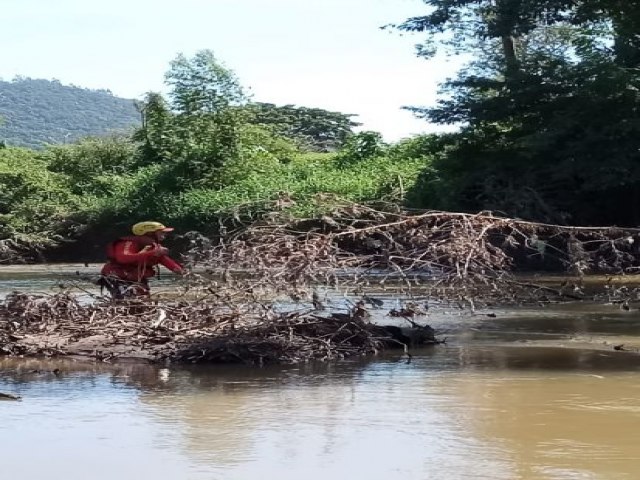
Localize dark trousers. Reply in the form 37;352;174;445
97;276;150;299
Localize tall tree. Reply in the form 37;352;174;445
399;0;640;225
135;50;248;188
166;50;246;115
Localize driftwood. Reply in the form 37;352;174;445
186;195;640;305
0;291;438;364
0;392;21;401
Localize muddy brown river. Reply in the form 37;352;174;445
2;265;640;479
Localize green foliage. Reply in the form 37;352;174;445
336;131;387;167
0;78;139;149
218;125;297;184
132;93;174;166
40;136;138;195
400;0;640;226
387;134;450;161
135;50;248;189
166;50;246;114
0;127;429;260
159;152;425;230
0;147;80;251
247;103;360;152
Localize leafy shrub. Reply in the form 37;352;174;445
0;147;82;252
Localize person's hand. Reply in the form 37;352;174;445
153;246;169;257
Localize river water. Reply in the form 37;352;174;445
2;266;640;479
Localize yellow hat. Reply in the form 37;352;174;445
132;221;174;236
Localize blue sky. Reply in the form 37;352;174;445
1;0;462;140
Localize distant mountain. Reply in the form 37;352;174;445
0;78;140;149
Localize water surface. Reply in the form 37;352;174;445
2;266;640;479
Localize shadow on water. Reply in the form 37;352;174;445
2;341;640;395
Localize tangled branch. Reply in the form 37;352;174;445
187;195;640;304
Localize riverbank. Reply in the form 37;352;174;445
5;198;640;275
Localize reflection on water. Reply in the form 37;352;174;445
2;346;640;480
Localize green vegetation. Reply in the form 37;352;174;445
0;51;428;260
396;0;640;226
3;0;640;261
248;102;361;152
0;78;140;149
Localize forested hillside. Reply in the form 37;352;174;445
0;78;140;148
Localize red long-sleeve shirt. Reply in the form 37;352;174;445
101;238;182;282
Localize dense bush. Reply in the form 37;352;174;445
397;1;640;226
0;127;431;260
0;147;84;255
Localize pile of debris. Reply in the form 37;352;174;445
187;196;640;306
0;292;438;364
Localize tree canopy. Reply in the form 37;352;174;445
248;103;361;152
400;0;640;226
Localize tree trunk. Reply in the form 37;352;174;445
502;34;520;79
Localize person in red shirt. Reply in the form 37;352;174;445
99;221;184;299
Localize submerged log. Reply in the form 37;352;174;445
0;392;21;401
381;324;437;348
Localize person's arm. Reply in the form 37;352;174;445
159;254;184;274
112;241;162;264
